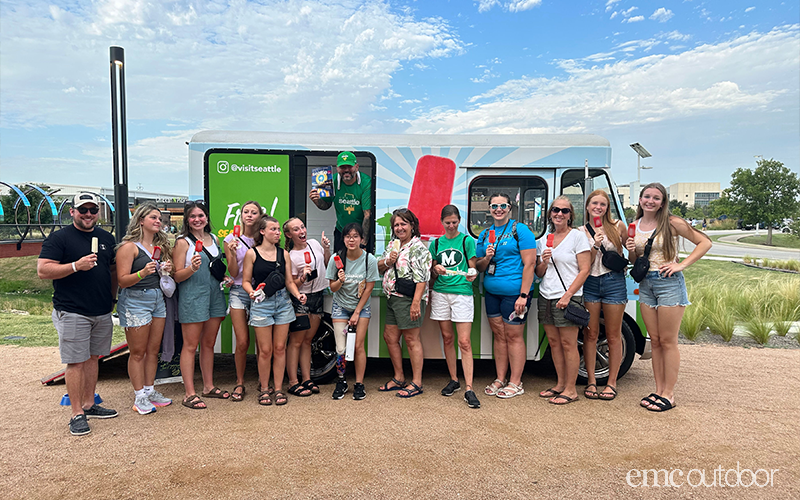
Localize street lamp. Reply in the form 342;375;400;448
110;46;129;242
630;142;652;200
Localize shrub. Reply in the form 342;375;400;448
680;305;706;341
745;315;773;345
705;298;736;342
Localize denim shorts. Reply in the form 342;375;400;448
249;289;296;327
228;285;251;312
331;298;372;320
484;291;533;325
638;271;691;308
583;272;628;305
117;287;166;328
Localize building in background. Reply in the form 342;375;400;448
617;184;632;209
667;182;721;208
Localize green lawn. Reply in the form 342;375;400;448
682;259;781;286
739;233;800;249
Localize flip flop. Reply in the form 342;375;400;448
396;382;423;398
231;384;246;402
202;387;230;399
181;394;206;409
598;386;617;401
584;384;599;399
646;395;676;412
378;377;406;392
549;394;579;405
539;388;562;398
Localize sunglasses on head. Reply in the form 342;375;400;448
76;206;99;215
551;207;571;214
184;199;206;207
490;203;509;210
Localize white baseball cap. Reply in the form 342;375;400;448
73;193;99;208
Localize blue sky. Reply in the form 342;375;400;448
1;0;798;195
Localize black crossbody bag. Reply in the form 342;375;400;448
550;257;590;327
584;224;628;273
630;228;658;283
187;234;227;282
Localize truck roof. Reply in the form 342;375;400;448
189;130;610;149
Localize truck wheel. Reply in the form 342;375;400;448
308;315;337;384
577;318;636;386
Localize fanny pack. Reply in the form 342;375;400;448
630;228;657;283
188;234;227;282
584;224;628;273
392;265;417;297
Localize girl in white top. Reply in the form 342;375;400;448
283;217;331;397
223;200;261;402
535;196;592;405
625;183;711;412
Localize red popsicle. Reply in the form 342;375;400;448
593;217;603;228
152;246;161;261
255;283;265;291
304;252;312;264
233;225;241;237
489;230;496;244
546;234;555;247
334;255;343;270
195;240;203;253
628;223;636;238
407;155;457;240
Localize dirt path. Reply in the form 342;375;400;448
1;344;797;499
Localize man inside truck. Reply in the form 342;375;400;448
308;151;372;253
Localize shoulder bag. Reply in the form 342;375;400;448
550;256;590;328
630;228;658;283
584;224;628;273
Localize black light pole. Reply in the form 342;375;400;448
110;46;129;242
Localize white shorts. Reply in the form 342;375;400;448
429;290;474;323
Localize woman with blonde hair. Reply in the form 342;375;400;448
578;190;629;401
116;203;174;414
626;183;710;412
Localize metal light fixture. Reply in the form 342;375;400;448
110;46;129;242
630;143;653;199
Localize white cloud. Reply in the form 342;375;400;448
476;0;541;13
624;16;645;23
0;0;463;131
606;0;622;12
650;8;674;23
745;7;756;13
622;6;639;17
405;26;799;135
610;11;618;20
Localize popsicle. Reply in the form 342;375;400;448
593;217;603;228
255;283;265;292
546;234;555;247
253;282;266;303
304;252;312;264
152;246;161;261
195;240;203;254
628;223;636;238
391;239;401;253
407;155;457;240
233;225;241;237
333;255;344;270
489;230;496;244
91;237;98;253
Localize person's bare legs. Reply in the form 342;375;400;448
543;324;566;393
488;316;508;382
286;323;306;388
254;326;274;391
455;322;474;390
144;317;165;386
438;320;458;382
600;303;626;397
504;322;526;386
65;361;87;417
640;305;663;395
199;317;224;395
648;306;684;405
382;324;405;388
230;308;250;396
354;317;370;383
179;322;204;406
299;315;321;383
81;355;100;411
272;323;290;392
556;326;580;400
126;323;151;391
583;301;602;390
398;327;423;395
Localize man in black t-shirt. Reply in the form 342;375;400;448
38;193;119;436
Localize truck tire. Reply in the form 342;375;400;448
577;317;637;386
308;315;338;384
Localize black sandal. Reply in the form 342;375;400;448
302;379;320;394
231;384;246;402
288;383;312;397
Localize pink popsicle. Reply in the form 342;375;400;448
593;217;603;228
407;155;456;240
628;223;636;238
233;225;241;237
152;246;161;261
304;252;312;264
546;234;555;247
489;230;496;244
195;240;203;253
334;255;343;270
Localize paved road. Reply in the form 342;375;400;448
681;230;800;260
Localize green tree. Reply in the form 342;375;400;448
723;158;800;245
623;207;636;223
669;199;688;217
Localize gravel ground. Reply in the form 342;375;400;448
1;344;798;500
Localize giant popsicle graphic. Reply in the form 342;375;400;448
407;155;456;240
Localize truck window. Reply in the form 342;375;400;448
560;169;621;227
468;176;547;238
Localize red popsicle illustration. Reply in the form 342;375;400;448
333;255;344;270
195;240;203;254
407;155;456;240
628;223;636;238
546;234;555;247
489;230;496;244
593;217;603;228
152;246;161;261
233;225;241;237
304;252;311;264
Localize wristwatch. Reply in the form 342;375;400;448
519;292;528;299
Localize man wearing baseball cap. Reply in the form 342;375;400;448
38;193;118;435
309;151;372;253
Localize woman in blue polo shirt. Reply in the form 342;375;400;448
475;193;537;399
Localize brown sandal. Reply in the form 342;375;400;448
182;394;206;409
274;391;288;406
202;387;230;399
258;390;273;406
231;384;246;402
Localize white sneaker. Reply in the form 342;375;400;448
133;394;157;415
148;389;172;407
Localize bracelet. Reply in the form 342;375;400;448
71;262;77;273
136;271;143;280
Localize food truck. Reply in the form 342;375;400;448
187;131;649;384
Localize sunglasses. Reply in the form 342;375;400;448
551;207;572;214
76;206;99;215
490;203;509;210
184;199;206;207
